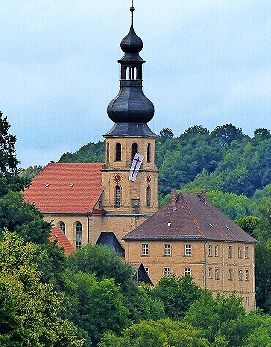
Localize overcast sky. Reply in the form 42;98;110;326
1;0;271;168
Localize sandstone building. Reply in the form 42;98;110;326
24;8;257;309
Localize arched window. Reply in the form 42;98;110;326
115;186;121;208
147;143;151;162
129;66;136;80
115;143;121;161
59;221;66;234
146;186;151;207
131;143;138;161
76;222;82;249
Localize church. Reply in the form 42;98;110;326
23;5;257;309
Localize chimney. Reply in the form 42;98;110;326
200;190;206;201
171;189;177;202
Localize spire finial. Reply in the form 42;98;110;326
130;0;135;27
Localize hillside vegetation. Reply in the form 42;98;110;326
57;124;271;219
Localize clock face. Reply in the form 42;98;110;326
146;175;151;183
114;174;121;183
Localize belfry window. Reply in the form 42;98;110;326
115;186;121;208
146;186;151;207
131;143;138;160
76;222;82;249
129;66;136;80
115;143;121;161
147;143;151;162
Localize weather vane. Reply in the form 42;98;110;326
130;0;135;27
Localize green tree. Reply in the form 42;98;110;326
20;165;43;180
151;275;202;320
235;216;260;236
98;319;209;347
0;190;51;243
210;124;245;146
0;112;28;196
0;231;83;347
73;272;130;346
185;291;245;344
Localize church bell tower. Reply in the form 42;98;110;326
102;4;158;216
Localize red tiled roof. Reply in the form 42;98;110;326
23;162;103;213
50;227;75;255
123;192;257;243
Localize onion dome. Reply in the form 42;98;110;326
107;25;155;125
120;26;143;53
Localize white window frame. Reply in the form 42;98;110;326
184;268;191;276
228;268;233;280
164;244;171;256
238;246;242;259
238;270;243;281
245;269;249;281
142;244;149;256
215;245;219;257
164;268;170;277
184;244;191;256
215;268;220;280
244;246;249;259
208;244;212;257
228;245;232;258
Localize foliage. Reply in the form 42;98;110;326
20;165;43;180
184;291;246;344
59;141;105;163
0;112;28;196
98;319;209;347
151;275;202;320
235;216;260;236
0;231;83;347
0;190;51;244
72;272;130;347
67;243;135;291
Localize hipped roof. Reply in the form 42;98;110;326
24;162;103;214
123;192;257;243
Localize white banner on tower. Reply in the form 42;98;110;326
129;154;144;181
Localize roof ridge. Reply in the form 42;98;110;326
181;192;206;239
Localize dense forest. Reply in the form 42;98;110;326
12;120;271;345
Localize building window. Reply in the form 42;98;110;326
164;268;170;277
106;142;109;163
185;244;191;256
208;268;213;279
142;244;149;256
59;221;66;234
215;268;220;280
228;268;233;280
244;246;249;259
115;143;121;161
208;244;212;257
184;268;191;276
238;270;243;281
245;269;249;281
146;186;151;207
238;246;242;258
164;244;171;256
75;222;82;249
245;297;249;307
115;186;121;207
147;143;151;162
215;245;219;257
131;143;138;161
228;246;232;258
